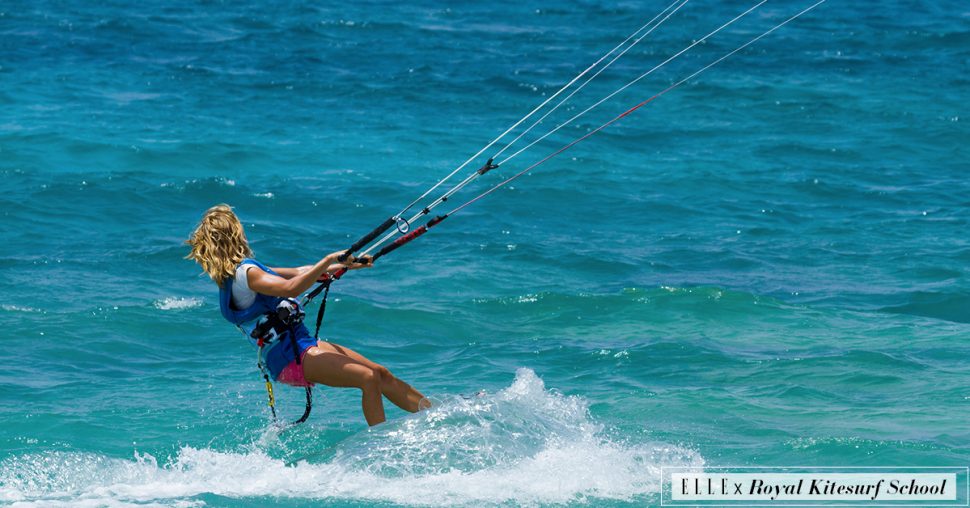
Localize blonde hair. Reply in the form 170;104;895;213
185;204;253;287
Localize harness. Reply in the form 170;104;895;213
251;297;312;426
219;259;314;427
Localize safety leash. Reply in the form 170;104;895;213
253;307;314;428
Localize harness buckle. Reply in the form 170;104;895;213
276;298;305;326
250;298;305;343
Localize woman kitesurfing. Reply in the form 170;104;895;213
186;204;430;426
186;0;826;427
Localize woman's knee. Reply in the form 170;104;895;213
375;365;406;388
359;366;383;390
374;364;393;380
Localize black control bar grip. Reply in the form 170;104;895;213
338;217;396;262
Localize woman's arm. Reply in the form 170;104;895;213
249;253;371;298
270;262;364;280
268;266;309;279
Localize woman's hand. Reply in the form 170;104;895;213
326;251;372;267
331;254;374;273
325;250;349;263
345;254;373;270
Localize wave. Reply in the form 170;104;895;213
880;291;970;324
0;304;43;313
0;368;702;506
152;297;204;311
467;286;797;326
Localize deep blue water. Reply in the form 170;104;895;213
1;0;968;506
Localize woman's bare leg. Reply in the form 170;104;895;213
300;346;386;426
314;341;429;413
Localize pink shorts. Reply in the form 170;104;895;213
277;352;313;388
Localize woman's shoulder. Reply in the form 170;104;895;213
239;257;271;270
238;258;282;277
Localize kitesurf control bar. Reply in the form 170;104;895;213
370;215;448;262
316;216;395;289
303;222;393;304
337;217;396;262
302;216;451;340
305;215;446;307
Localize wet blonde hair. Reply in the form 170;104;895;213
185;204;253;287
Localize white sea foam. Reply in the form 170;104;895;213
0;368;703;506
0;304;42;313
152;297;203;311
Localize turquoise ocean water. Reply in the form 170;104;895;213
1;1;968;506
